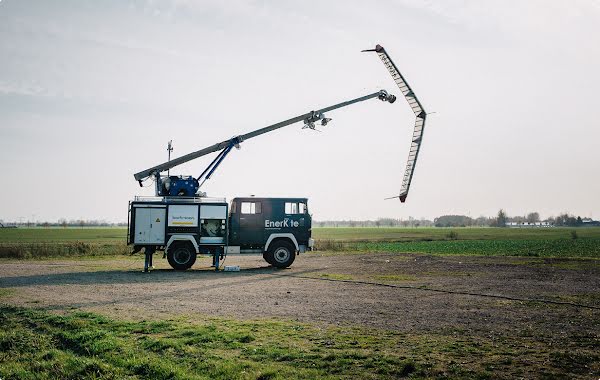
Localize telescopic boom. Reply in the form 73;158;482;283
133;90;396;185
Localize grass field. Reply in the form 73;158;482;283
1;305;596;380
1;227;600;259
315;227;600;258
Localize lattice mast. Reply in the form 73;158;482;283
363;44;427;202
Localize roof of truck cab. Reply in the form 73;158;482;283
232;197;308;202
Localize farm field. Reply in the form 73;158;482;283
2;227;600;259
3;226;600;243
1;227;600;379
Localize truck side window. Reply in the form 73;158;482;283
241;202;261;214
285;202;299;214
230;202;237;214
299;203;306;214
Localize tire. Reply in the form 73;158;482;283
167;242;197;270
263;251;274;266
268;240;296;268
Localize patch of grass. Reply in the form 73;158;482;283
540;259;600;270
555;293;600;305
446;230;459;240
422;270;476;278
347;238;600;258
0;306;598;379
0;289;15;298
549;350;598;374
372;274;417;282
318;273;354;281
314;239;345;251
0;242;129;259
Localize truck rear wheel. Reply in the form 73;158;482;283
167;242;197;270
263;252;274;266
268;240;296;268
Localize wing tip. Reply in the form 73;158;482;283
384;193;408;202
361;44;384;53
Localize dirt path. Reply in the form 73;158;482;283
1;253;599;338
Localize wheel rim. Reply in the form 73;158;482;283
173;248;191;265
273;247;290;263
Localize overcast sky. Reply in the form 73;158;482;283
1;0;599;223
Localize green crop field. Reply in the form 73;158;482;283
0;228;129;259
314;226;600;241
315;227;600;258
1;227;600;259
0;227;127;244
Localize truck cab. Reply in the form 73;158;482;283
228;197;312;268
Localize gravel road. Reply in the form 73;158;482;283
1;252;599;337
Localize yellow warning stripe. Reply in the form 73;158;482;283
172;221;194;225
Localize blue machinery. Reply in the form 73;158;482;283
135;45;426;202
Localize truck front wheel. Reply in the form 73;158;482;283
268;240;296;268
167;242;197;270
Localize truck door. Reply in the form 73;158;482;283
134;207;166;244
283;201;310;243
237;200;263;246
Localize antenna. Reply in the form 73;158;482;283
167;140;173;176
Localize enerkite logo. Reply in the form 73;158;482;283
265;219;299;228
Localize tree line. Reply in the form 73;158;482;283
315;211;597;228
2;212;597;229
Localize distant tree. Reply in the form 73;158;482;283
375;220;381;228
555;213;579;227
526;212;540;223
496;209;507;227
378;218;396;227
509;215;525;223
474;216;492;226
434;215;473;227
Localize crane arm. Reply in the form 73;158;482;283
363;44;427;202
133;90;396;183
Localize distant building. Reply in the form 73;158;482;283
582;218;600;227
506;221;553;228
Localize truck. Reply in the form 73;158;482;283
128;196;312;271
128;45;426;271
